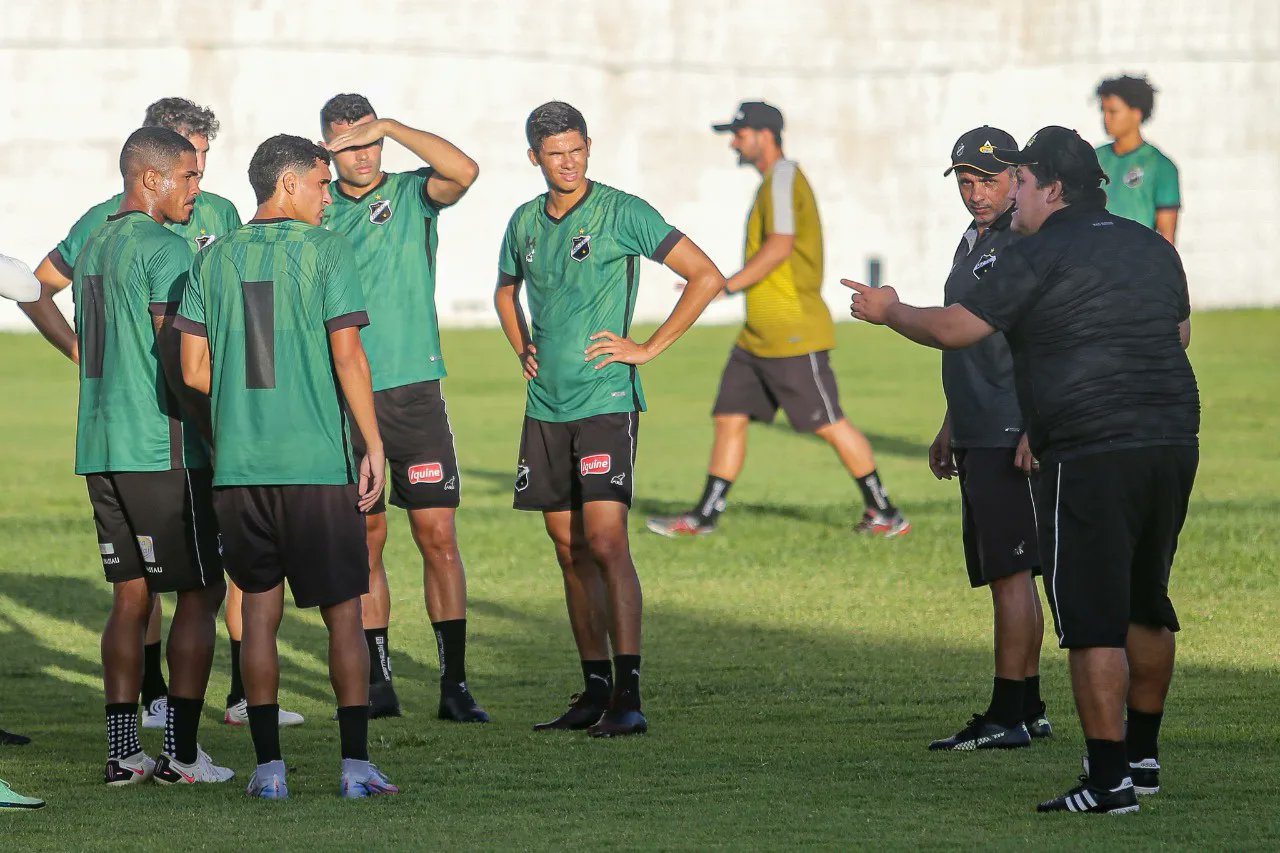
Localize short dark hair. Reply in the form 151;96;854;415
142;97;221;140
525;101;588;151
321;94;377;132
119;126;196;180
1026;161;1108;206
248;134;331;204
1096;75;1158;122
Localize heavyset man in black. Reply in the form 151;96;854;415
847;126;1199;815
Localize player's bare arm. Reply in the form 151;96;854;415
153;314;211;441
21;257;78;362
1155;209;1179;245
724;232;794;294
842;279;995;350
585;236;726;369
330;325;385;512
493;278;538;379
325;118;479;207
179;331;212;395
1179;317;1191;349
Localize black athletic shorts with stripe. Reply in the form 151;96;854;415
956;448;1040;587
513;413;638;511
87;468;222;593
1037;445;1197;649
712;346;843;433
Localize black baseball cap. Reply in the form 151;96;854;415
992;126;1110;188
943;126;1017;176
713;101;784;134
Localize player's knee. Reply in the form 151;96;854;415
585;529;629;568
713;414;749;435
366;512;389;545
111;581;152;621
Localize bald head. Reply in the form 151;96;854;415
119;126;195;181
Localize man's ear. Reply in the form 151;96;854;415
281;170;298;196
585;137;592;156
1047;179;1065;204
142;168;162;193
527;148;539;168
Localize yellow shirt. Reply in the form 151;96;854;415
736;160;834;358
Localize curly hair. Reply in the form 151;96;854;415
525;101;588;151
1096;75;1158;122
320;94;377;132
248;134;331;204
142;97;221;140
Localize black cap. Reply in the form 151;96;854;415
713;101;784;134
992;126;1109;188
943;126;1017;176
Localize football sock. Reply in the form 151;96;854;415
613;654;641;708
694;475;733;524
1125;707;1163;762
855;470;897;514
247;704;282;764
581;659;613;703
365;627;392;685
141;641;167;706
1085;738;1128;789
165;696;203;764
1023;674;1043;716
105;703;141;760
432;619;467;687
986;677;1026;727
226;639;244;706
336;705;370;761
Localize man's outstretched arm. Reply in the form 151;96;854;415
843;279;995;350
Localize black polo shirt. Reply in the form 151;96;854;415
942;206;1024;448
960;194;1200;461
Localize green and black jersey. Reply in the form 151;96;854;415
52;191;241;277
322;168;448;391
175;219;369;487
497;181;682;423
72;211;207;474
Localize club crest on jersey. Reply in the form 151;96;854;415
194;234;217;249
524;236;536;263
570;235;592;262
369;199;394;225
972;250;998;279
580;454;611;476
1124;167;1144;189
408;462;443;484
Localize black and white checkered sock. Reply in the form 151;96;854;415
105;703;141;760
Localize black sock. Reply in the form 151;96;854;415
613;655;641;708
226;639;244;706
247;704;282;764
336;705;370;761
855;470;896;514
581;659;613;703
141;641;168;706
986;677;1026;727
165;696;203;764
365;627;392;685
693;475;733;524
432;619;467;687
105;703;141;760
1023;674;1043;717
1125;708;1164;763
1085;738;1127;789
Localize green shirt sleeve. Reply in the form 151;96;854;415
497;212;522;285
406;167;445;213
146;237;195;316
1153;155;1181;210
53;196;120;277
615;195;684;263
219;197;244;231
174;254;207;336
321;236;369;332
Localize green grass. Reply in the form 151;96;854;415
1;311;1278;850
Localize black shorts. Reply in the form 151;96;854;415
1037;445;1197;649
212;484;369;609
86;469;222;594
513;413;638;511
956;448;1040;587
711;346;844;433
349;380;460;515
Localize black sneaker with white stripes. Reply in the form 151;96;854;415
929;713;1031;751
1037;775;1139;815
1084;755;1161;795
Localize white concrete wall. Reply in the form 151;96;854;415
1;0;1276;331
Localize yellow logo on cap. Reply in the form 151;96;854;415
979;141;994;154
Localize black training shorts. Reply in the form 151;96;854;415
86;468;222;593
513;412;638;512
711;346;844;433
348;379;461;514
956;447;1041;587
1037;445;1197;649
213;484;369;609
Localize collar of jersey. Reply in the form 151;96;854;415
248;217;292;225
333;173;388;203
105;209;153;223
543;180;594;225
967;204;1015;235
1039;193;1108;231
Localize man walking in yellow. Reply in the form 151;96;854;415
648;102;907;537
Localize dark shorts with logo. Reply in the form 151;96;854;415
955;448;1040;588
1037;445;1197;649
711;346;844;433
513;413;639;512
348;379;460;514
86;469;222;593
213;484;369;609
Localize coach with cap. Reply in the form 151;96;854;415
844;126;1199;815
925;126;1052;755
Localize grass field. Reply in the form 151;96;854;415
1;311;1277;850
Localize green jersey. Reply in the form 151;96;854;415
72;211;208;474
176;219;369;487
498;182;682;423
1095;142;1180;230
322;169;448;391
52;191;242;278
